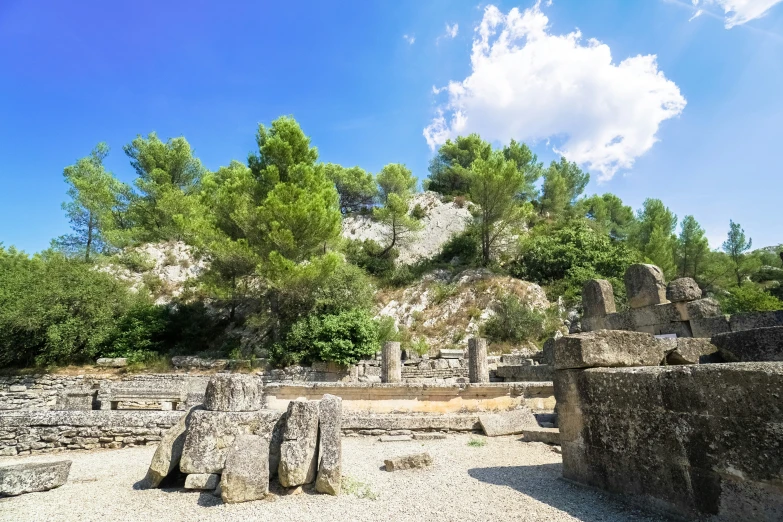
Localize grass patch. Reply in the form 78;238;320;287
467;437;486;448
341;475;378;500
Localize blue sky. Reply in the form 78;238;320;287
1;0;781;253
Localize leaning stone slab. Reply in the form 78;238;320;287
625;264;668;309
278;400;319;487
711;327;783;362
184;473;219;490
554;330;667;370
479;408;538;437
180;409;283;474
582;279;616;318
0;461;71;497
221;434;269;503
666;278;701;303
144;405;203;488
384;453;433;471
522;427;560;445
96;357;127;367
729;310;783;332
204;374;262;412
315;394;342;496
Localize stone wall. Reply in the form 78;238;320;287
0;411;181;456
554;330;783;519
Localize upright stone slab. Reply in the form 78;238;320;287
0;461;71;497
221;434;269;503
204;374;262;412
666;278;701;302
381;341;402;383
624;264;668;309
144;405;203;488
315;394;342;495
468;337;489;383
582;279;616;318
278;400;319;487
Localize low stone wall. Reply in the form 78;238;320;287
495;364;554;382
0;411;182;456
554;330;783;519
262;382;555;413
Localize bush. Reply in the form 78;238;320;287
411;204;427;220
116;250;156;272
410;337;429;356
718;284;783;315
439;230;480;265
431;282;458;305
453;196;467;209
100;300;167;363
482;294;546;344
275;309;380;366
344;239;396;278
376;316;399;345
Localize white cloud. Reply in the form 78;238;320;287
692;0;783;28
423;2;686;181
403;34;416;45
445;23;459;38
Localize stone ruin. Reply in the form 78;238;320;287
142;374;343;503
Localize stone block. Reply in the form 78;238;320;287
437;349;463;359
221;435;269;503
665;338;718;365
580;316;606;332
690;315;730;338
96;358;127;367
315;394;342;495
0;460;71;497
604;311;634;331
412;433;447;440
144;405;203;488
184;473;219;490
522;427;560;444
629;303;683;328
625;264;668;309
554;330;667;370
384;453;433;471
542;338;555;365
495;364;554;382
711;327;783;362
55;389;94;411
729;310;783;332
180;409;283;474
278;400;319;487
680;298;722;321
468;337;489;383
666;278;702;302
582;279;616;317
203;374;262;412
379;435;412;442
653;321;693;338
381;342;402;383
479;408;538;436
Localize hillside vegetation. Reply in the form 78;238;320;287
1;117;780;369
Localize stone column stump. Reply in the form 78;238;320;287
381;342;401;383
468;337;489;383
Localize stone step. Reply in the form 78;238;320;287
521;427;560;445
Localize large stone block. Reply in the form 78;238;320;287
468;337;489;383
665;338;718;364
381;342;401;383
478;408;538;436
711;327;783;362
221;434;269;503
522;427;560;444
384;453;433;471
690;315;730;338
729;310;783;332
604;311;634;331
0;461;71;497
144;405;203;488
203;374;262;412
180;409;283;474
315;394;342;495
580;316;606;332
629;303;682;327
624;264;668;309
554;330;667;370
55;388;94;411
184;473;219;490
666;278;701;302
582;279;616;318
680;298;722;321
278;400;319;487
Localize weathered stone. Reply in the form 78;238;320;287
381;342;402;383
437;349;463;359
580;316;606;332
681;298;722;321
729;310;783;332
624;264;668;309
144;405;203;488
479;408;538;437
711;327;783;362
180;409;283;474
665;338;719;365
629;303;682;328
665;278;701;302
542;338;555;366
384;453;433;471
582;279;616;317
0;460;71;497
412;433;447;440
96;357;127;367
690;315;730;338
315;394;342;495
379;435;413;442
55;389;94;411
278;400;319;487
203;374;262;412
184;473;219;490
522;427;560;444
495;364;554;382
604;311;634;331
653;321;693;338
221;434;269;503
554;330;667;370
468;337;489;383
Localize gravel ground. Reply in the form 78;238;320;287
0;435;668;522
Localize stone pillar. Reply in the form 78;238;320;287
468;337;489;383
381;341;401;383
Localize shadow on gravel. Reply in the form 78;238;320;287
468;464;658;521
196;492;222;507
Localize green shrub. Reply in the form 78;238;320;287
439;230;480;265
431;282;458;305
482;294;546;344
375;316;399;345
100;300;167;363
410;337;429;356
411;204;427;220
344;239;396;278
718;284;783;315
116;250;156;272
